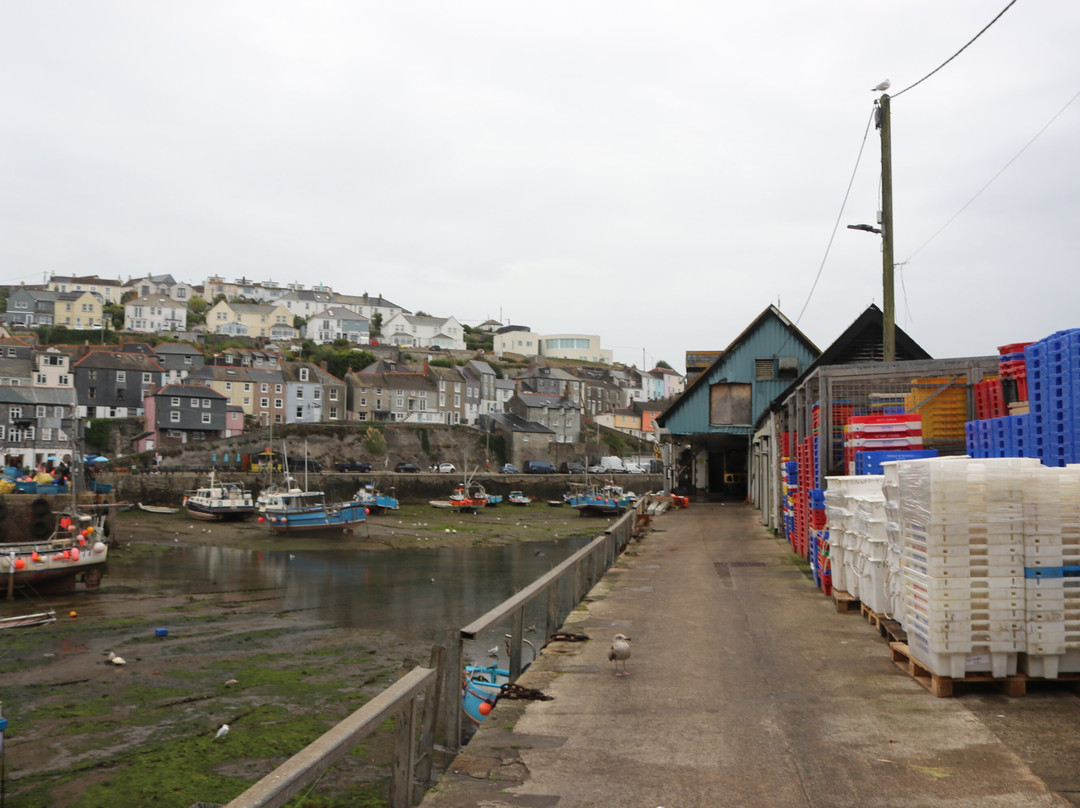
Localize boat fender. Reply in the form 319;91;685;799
14;557;25;570
0;500;7;521
31;497;50;517
102;520;110;538
93;541;107;555
30;519;51;538
71;547;81;561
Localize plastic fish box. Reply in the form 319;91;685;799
906;637;1018;679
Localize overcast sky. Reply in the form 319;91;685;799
2;2;1077;372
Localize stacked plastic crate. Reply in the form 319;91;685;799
850;487;889;613
809;488;829;594
906;378;969;443
1026;329;1080;467
974;378;1008;420
781;460;797;547
881;462;904;617
844;413;924;475
898;457;1036;679
1020;465;1080;678
824;475;884;599
999;341;1032;403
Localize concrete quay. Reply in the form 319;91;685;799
420;503;1080;808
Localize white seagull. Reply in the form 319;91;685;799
609;634;632;676
215;723;230;740
107;651;126;666
871;79;891;92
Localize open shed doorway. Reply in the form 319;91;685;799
707;446;748;501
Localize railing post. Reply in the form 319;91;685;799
509;606;525;679
415;645;445;803
390;691;418;808
443;628;462;752
546;576;560;641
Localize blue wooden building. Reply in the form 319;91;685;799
658;305;819;499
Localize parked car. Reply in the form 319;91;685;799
394;462;420;473
336;460;372;473
436;462;456;473
588;464;606;474
624;462;646;474
286;457;322;473
560;462;586;474
523;460;557;474
500;463;520;474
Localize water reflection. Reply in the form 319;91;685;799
93;536;591;647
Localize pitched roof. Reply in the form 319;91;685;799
74;350;165;371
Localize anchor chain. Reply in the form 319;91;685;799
498;682;553;702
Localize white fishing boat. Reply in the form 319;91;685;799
1;508;110;597
183;470;255;521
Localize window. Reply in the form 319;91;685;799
170;411;180;423
275;384;282;394
143;372;153;384
202;399;211;408
88;387;96;399
201;412;212;424
244;383;251;392
261;383;269;393
261;397;269;408
296;406;304;419
329;407;338;419
54;406;63;418
274;398;283;409
299;367;309;382
329;388;338;400
313;388;320;400
360;397;367;407
35;374;47;385
172;397;181;406
9;406;21;419
36;405;46;417
42;428;53;441
754;359;774;380
58;375;69;386
116;371;126;383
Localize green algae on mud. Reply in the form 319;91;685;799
1;501;611;807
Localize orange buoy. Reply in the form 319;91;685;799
69;610;78;618
478;701;493;716
14;557;25;570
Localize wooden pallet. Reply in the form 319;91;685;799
859;604;908;644
832;589;860;614
890;642;1026;697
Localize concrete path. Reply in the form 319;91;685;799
420;503;1080;808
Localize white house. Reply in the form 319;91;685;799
124;294;187;333
382;313;466;351
494;328;539;358
301;307;370;345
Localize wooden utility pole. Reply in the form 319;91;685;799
879;93;896;362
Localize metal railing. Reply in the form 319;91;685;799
197;495;653;807
216;647;445;808
442;498;645;751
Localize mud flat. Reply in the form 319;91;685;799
0;504;605;808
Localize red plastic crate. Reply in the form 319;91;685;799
974;378;1007;419
998;342;1033;356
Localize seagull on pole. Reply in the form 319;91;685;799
871;79;891;92
609;634;632;676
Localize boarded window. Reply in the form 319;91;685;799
710;382;752;425
754;359;774;380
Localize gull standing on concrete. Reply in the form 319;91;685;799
609;634;631;676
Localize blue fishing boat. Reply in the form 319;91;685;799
565;483;635;517
462;664;508;724
354;484;399;515
261;489;367;533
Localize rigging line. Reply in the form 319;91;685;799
892;0;1018;99
903;86;1080;264
793;107;876;328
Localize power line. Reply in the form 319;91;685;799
793;108;877;327
902;86;1080;264
892;0;1018;99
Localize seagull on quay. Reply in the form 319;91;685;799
107;651;126;666
871;79;890;92
609;634;631;676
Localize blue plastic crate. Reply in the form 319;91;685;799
854;449;940;475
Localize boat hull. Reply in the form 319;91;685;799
462;665;508;725
263;502;368;533
1;540;109;595
185;502;255;521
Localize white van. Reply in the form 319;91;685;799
598;456;626;473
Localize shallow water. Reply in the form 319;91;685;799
6;531;592;653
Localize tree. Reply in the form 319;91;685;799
86;419;112;454
656;359;674;370
103;303;125;330
370;312;382;338
187;296;209;328
293;314;308;331
364;426;387;459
